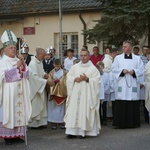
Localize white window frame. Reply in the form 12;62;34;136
54;32;78;59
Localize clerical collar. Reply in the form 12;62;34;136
124;53;132;59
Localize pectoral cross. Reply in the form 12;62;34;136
17;101;22;107
18;92;22;98
17;119;22;125
17;111;22;116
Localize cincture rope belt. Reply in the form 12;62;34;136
125;75;132;88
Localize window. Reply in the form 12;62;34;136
103;41;109;53
54;33;78;59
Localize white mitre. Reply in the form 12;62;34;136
1;29;17;48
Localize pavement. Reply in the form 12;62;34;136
0;117;150;150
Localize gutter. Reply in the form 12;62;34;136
79;11;87;46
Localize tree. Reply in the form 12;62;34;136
83;0;150;47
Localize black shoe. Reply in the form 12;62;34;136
102;121;107;126
112;126;119;129
79;136;86;139
51;126;57;130
66;135;77;139
60;125;66;129
51;123;57;130
145;118;149;123
4;138;13;145
41;126;47;129
31;126;43;130
12;137;24;143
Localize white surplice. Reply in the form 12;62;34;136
103;54;113;117
64;57;76;72
99;72;110;101
111;53;144;101
64;60;101;136
109;72;116;101
103;54;113;73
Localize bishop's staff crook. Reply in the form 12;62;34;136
19;37;28;145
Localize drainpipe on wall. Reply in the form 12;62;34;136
79;11;87;46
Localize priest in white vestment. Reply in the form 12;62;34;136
145;59;150;121
0;29;32;145
28;48;54;128
111;41;144;128
64;49;101;138
139;47;149;123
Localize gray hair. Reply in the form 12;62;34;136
36;48;45;55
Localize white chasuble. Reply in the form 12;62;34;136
64;61;101;136
145;61;150;112
111;53;144;100
0;55;31;129
29;56;47;127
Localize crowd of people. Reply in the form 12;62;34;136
0;29;150;145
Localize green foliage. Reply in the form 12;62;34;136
84;0;150;47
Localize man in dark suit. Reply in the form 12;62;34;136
25;53;33;66
43;48;54;73
21;43;33;66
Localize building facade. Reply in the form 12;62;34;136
0;0;104;57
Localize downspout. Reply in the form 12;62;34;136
79;11;87;46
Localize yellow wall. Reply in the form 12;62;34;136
0;12;102;56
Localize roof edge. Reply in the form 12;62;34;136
0;8;102;19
